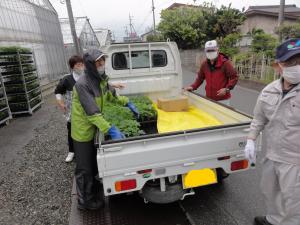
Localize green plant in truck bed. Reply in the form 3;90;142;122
102;95;157;138
129;96;157;121
102;102;141;137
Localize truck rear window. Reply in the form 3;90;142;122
112;50;167;70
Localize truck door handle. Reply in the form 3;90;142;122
183;162;195;167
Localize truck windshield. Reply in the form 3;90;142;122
112;50;167;70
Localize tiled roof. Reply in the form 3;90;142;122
246;4;300;19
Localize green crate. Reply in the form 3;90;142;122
0;109;9;121
7;94;27;103
9;102;28;112
30;96;42;108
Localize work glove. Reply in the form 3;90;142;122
127;101;140;119
244;139;256;166
108;125;125;140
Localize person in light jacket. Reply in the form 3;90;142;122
55;55;84;162
244;38;300;225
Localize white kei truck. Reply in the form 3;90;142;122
96;41;260;204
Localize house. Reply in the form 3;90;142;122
94;28;113;47
141;30;155;42
240;4;300;36
59;17;100;58
166;3;199;10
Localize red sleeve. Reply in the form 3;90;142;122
191;63;205;90
224;61;238;90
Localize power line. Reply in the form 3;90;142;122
77;0;88;16
156;0;174;9
136;10;153;33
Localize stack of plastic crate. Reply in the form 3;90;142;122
0;72;11;125
0;47;42;115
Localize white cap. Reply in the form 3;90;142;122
205;40;218;51
95;53;108;62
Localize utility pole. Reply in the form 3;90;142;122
151;0;156;34
278;0;285;41
129;14;133;37
278;0;285;26
65;0;81;55
124;26;129;37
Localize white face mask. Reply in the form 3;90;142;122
281;65;300;84
206;51;218;60
97;66;105;75
73;67;84;76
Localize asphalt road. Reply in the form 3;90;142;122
182;67;266;225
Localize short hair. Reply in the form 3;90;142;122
68;55;83;69
281;53;300;67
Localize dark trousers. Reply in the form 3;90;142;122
67;122;74;153
73;140;103;205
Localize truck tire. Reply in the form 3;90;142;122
216;168;229;184
141;182;187;204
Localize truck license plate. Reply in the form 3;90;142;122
182;168;217;189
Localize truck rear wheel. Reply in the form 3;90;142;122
141;181;187;204
216;168;229;184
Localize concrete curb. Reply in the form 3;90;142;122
237;79;266;92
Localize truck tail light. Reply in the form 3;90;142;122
218;156;230;160
137;169;152;174
115;179;137;192
231;160;248;171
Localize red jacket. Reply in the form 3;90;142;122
191;53;238;101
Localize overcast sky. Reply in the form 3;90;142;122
49;0;299;41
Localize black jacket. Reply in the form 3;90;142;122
54;74;76;95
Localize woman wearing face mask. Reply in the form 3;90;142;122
183;40;238;105
55;55;84;163
244;38;300;225
71;49;139;210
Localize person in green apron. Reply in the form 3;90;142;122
71;49;139;210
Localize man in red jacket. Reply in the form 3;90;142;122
184;40;238;105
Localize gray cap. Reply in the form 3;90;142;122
86;49;108;62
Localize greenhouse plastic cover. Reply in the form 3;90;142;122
154;104;223;133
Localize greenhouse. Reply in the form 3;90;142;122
60;17;100;59
0;0;68;85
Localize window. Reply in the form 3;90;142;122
112;50;167;70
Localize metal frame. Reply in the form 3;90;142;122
0;71;12;125
15;50;43;115
0;50;43;115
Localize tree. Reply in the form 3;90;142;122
157;3;245;49
251;31;278;58
247;28;265;36
158;7;207;49
203;3;246;40
276;23;300;40
218;33;242;58
146;34;165;42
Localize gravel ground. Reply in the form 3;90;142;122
0;97;74;225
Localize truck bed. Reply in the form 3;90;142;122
101;91;251;144
97;92;252;195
